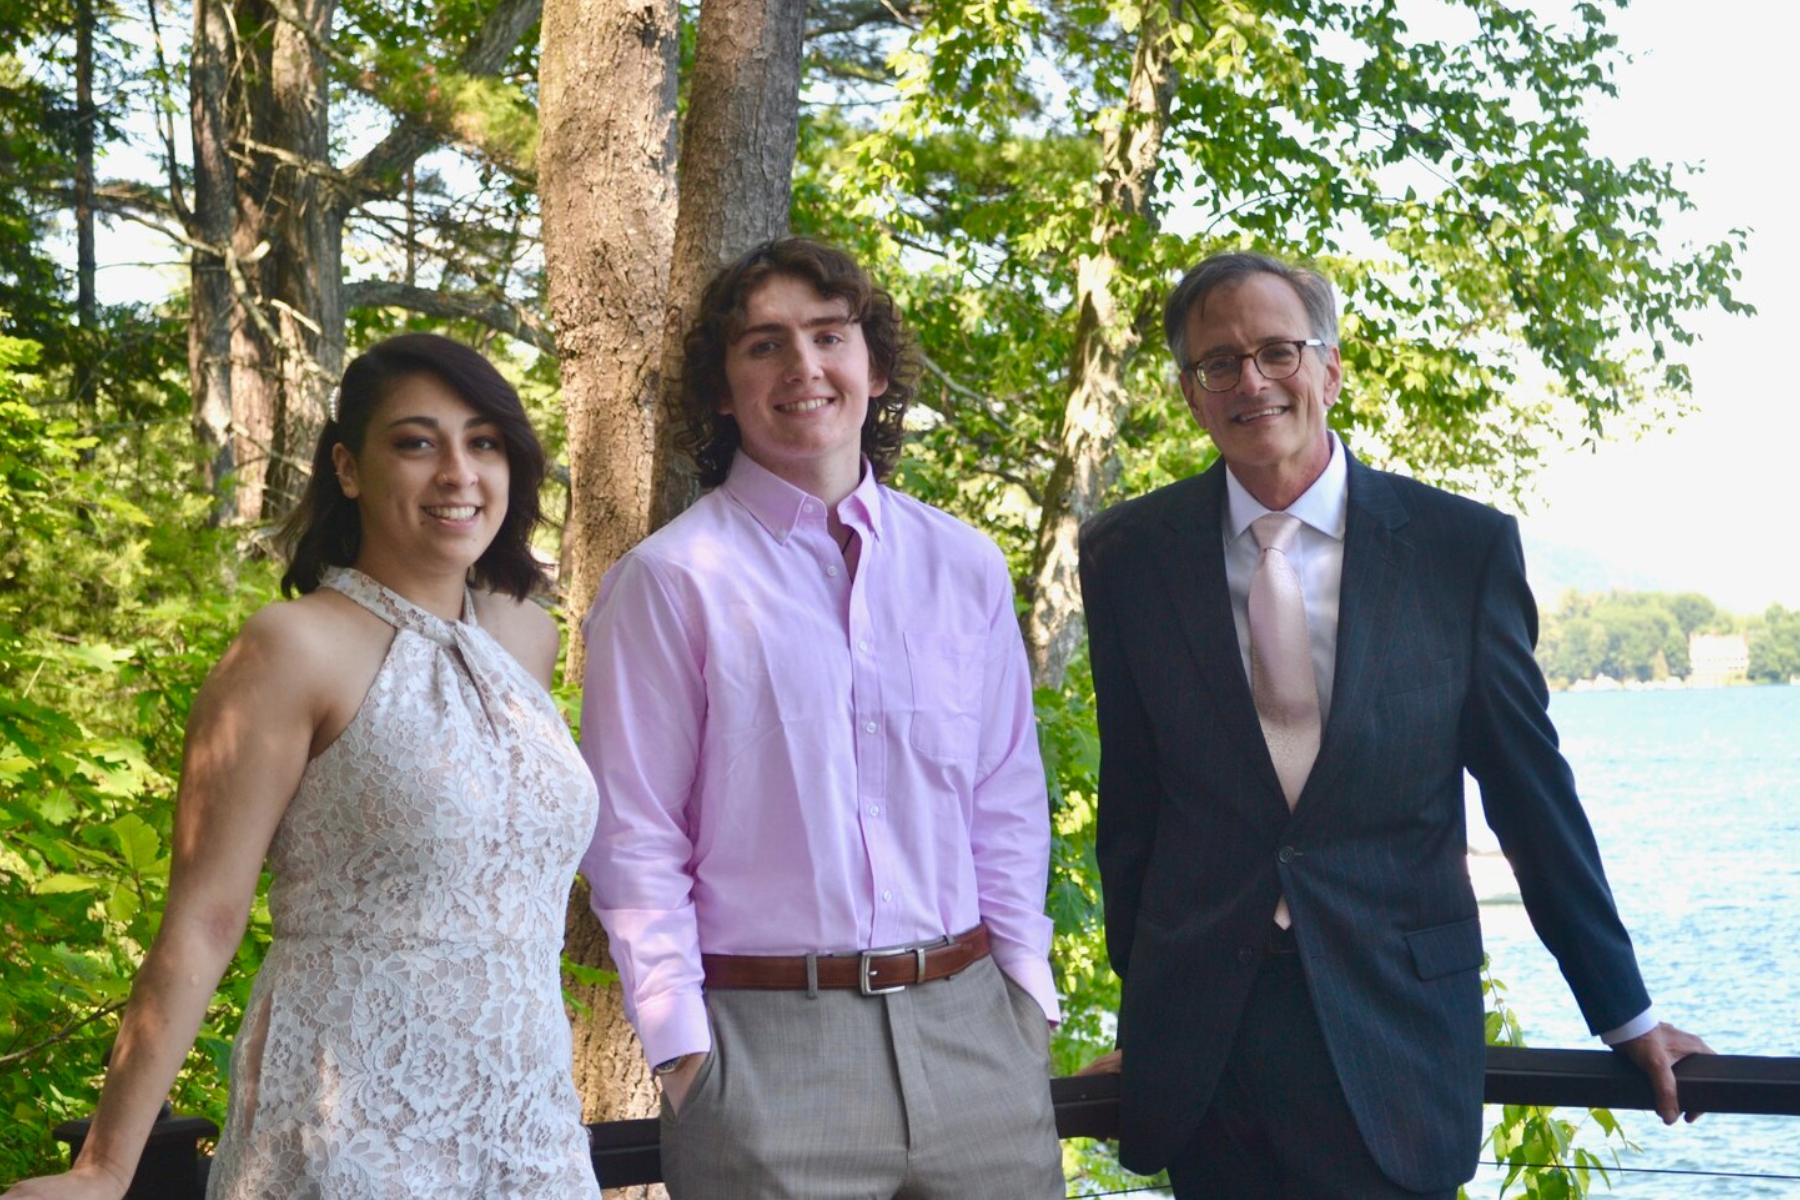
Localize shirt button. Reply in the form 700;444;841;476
1237;947;1256;965
869;805;881;817
881;889;893;902
1278;845;1297;864
803;500;816;513
858;640;870;652
827;564;839;577
863;720;877;734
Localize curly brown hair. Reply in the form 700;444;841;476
678;238;917;488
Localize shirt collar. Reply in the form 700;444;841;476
1224;430;1349;542
720;452;886;543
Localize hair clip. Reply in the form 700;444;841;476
326;386;341;423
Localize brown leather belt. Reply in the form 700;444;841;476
702;924;990;995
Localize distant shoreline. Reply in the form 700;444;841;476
1549;676;1793;694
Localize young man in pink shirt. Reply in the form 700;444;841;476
579;238;1064;1199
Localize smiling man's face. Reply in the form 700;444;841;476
720;273;887;503
1180;272;1341;509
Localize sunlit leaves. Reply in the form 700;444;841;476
1474;961;1634;1199
0;335;280;1179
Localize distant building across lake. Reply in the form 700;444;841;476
1687;632;1750;688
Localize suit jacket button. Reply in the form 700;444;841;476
1277;845;1297;864
1237;947;1256;965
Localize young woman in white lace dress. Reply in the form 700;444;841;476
4;334;601;1200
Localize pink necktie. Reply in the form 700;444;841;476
1249;513;1321;929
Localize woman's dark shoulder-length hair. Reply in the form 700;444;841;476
279;332;549;601
678;237;918;489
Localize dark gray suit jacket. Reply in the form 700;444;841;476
1077;450;1650;1192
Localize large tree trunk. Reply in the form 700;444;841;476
1024;0;1177;688
241;0;343;520
539;0;677;1189
541;0;678;647
647;0;809;531
188;0;238;521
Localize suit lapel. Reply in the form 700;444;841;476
1152;462;1290;819
1301;453;1412;808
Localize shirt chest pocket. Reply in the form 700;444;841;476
903;631;984;763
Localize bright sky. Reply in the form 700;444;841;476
1513;0;1800;614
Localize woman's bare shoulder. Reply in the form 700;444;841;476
232;587;374;652
213;589;389;691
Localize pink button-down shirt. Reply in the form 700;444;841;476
579;455;1059;1066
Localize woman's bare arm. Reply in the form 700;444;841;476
4;604;338;1200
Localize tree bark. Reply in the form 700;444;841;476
238;0;343;519
1024;0;1178;689
74;0;96;330
539;0;677;1182
72;0;98;419
647;0;809;531
188;0;238;522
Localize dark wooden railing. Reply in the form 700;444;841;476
48;1048;1800;1195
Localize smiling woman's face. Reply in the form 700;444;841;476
332;372;510;582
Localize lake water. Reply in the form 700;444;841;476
1467;685;1800;1198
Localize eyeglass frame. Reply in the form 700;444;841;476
1185;338;1329;394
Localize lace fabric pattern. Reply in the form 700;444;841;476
206;568;601;1199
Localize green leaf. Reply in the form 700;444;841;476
106;881;140;925
31;791;79;826
33;873;101;895
110;814;162;875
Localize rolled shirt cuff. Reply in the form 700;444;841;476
634;987;712;1068
1599;1004;1659;1046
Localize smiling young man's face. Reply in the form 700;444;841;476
720;273;887;503
1180;272;1341;509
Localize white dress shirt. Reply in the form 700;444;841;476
1218;433;1656;1046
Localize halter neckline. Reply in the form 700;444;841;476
320;566;477;645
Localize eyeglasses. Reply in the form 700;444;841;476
1187;339;1327;393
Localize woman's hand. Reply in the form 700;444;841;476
1;1160;130;1200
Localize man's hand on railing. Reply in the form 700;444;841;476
1075;1049;1122;1076
1614;1021;1715;1125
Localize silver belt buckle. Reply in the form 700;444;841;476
859;943;929;996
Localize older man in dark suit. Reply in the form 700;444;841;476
1077;251;1709;1199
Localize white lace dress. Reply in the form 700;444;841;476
206;568;601;1199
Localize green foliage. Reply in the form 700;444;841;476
0;332;279;1183
1745;605;1800;684
1471;963;1634;1200
0;6;76;348
813;0;1745;513
1537;589;1738;686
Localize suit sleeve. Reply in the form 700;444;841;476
1460;515;1652;1035
1079;516;1162;984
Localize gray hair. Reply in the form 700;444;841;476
1163;251;1340;369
